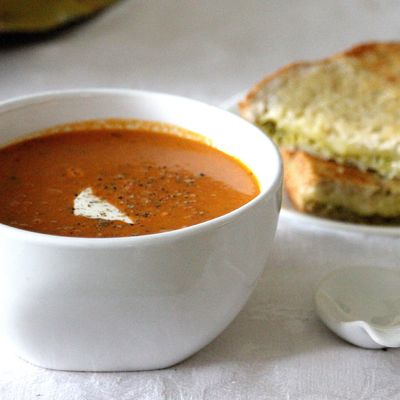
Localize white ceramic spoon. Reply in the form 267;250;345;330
314;266;400;349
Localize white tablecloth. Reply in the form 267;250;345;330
1;1;400;398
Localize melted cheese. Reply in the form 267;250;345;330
251;59;400;178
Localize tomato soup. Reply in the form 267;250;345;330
0;120;259;237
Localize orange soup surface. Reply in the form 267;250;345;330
0;120;260;237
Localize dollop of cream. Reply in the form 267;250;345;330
73;187;133;224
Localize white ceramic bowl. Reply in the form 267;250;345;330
0;89;282;371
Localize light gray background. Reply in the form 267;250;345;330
1;1;400;399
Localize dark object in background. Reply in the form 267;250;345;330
0;0;119;45
0;0;119;33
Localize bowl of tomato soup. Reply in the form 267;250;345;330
0;89;282;371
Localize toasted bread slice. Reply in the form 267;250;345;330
282;148;400;223
240;42;400;179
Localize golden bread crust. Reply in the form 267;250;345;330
282;148;400;223
239;41;400;222
239;42;400;115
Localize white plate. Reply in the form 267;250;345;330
221;93;400;237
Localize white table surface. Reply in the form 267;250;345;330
1;1;400;399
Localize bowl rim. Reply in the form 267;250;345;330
0;88;283;247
